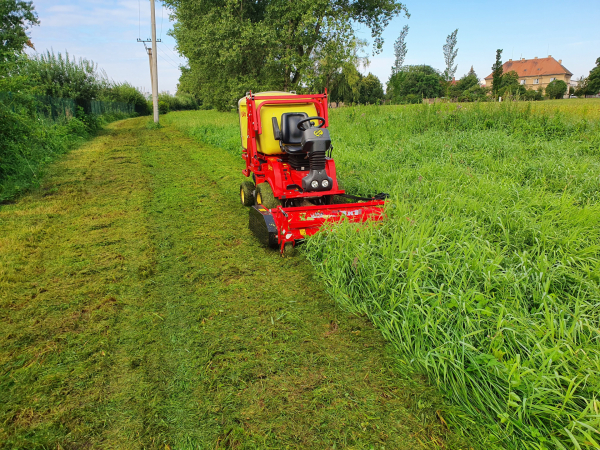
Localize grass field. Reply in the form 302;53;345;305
163;99;600;449
0;118;470;449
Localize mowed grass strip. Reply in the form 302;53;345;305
0;117;471;449
0;121;155;448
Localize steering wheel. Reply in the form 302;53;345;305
297;116;326;131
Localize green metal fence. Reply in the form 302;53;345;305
0;92;134;121
34;95;77;121
88;99;134;116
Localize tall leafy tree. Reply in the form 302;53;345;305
391;25;408;75
0;0;39;63
328;63;362;104
491;49;503;96
359;72;384;104
442;28;458;81
164;0;408;110
586;57;600;95
306;37;367;95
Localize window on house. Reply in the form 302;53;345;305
550;77;556;81
534;79;539;84
520;80;526;85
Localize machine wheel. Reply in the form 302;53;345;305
240;180;255;206
255;182;281;210
282;242;298;257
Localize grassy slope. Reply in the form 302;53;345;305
0;118;470;449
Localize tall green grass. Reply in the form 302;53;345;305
161;100;600;449
304;100;600;449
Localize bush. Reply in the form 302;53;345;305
158;101;170;115
545;79;568;99
387;65;444;104
99;82;151;115
158;92;199;112
21;50;107;104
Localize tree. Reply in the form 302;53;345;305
306;37;367;95
359;72;384;104
501;70;519;88
545;79;567;99
387;64;442;103
0;0;39;63
497;71;525;99
449;69;479;98
391;25;409;75
491;49;503;96
586;57;600;95
164;0;408;110
573;76;588;97
443;29;458;81
329;63;362;104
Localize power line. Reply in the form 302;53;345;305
158;42;184;66
161;42;185;63
157;53;179;70
158;54;179;70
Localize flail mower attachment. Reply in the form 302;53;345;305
238;91;387;255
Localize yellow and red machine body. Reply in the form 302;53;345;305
240;91;385;252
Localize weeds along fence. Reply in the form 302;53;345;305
0;92;135;121
0;92;136;201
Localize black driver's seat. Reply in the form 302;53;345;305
272;112;308;154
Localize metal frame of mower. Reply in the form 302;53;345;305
239;91;386;254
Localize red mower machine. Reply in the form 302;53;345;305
238;91;387;254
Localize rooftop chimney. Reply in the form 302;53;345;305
521;57;525;61
509;58;512;61
534;56;538;59
548;55;552;58
559;59;562;64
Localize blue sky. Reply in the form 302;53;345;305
27;0;600;95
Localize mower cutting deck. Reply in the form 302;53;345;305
238;91;386;254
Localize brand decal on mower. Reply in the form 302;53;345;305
309;213;336;220
314;129;323;137
340;209;362;217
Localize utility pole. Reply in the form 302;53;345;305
137;1;161;123
150;0;159;123
147;47;154;95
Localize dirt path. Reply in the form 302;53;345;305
0;118;465;449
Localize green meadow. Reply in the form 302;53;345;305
164;99;600;449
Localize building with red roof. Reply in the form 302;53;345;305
484;56;572;93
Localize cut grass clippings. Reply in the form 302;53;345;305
0;117;472;449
